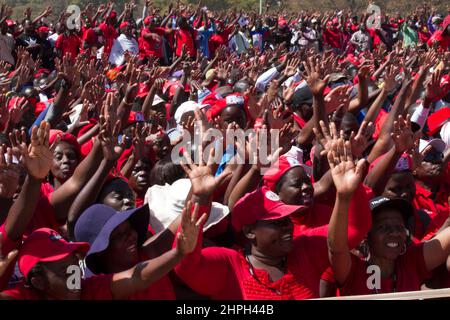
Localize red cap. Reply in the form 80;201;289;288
37;26;50;33
263;155;304;191
232;187;306;232
6;19;15;27
49;129;82;159
427;107;450;135
332;18;339;24
18;228;89;278
120;21;129;29
109;10;117;19
144;16;155;25
278;19;287;27
206;93;248;121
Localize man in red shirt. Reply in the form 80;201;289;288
55;25;81;60
139;16;170;63
427;15;450;51
323;18;344;54
99;11;118;57
175;16;196;58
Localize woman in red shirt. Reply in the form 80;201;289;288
174;142;371;299
0;204;203;300
328;138;450;296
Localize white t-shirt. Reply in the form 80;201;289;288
109;34;139;66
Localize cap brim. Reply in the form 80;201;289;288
261;203;308;222
40;242;90;263
85;205;149;274
372;198;414;222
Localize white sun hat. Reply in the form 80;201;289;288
144;179;230;233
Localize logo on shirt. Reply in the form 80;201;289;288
265;191;280;202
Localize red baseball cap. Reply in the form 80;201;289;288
206;93;248;121
120;21;130;29
263;146;309;191
427;107;450;135
37;26;49;33
232;187;306;232
18;228;89;278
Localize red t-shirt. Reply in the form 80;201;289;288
0;224;20;291
126;276;175;300
336;243;430;296
208;26;233;58
139;27;166;59
413;182;450;232
323;28;343;49
175;193;371;300
175;29;196;57
82;28;98;51
2;274;113;300
99;22;118;56
25;183;62;236
55;34;81;60
427;30;450;52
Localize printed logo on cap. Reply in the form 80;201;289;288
225;95;244;106
285;156;300;167
265;190;280;202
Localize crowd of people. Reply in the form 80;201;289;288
0;0;449;300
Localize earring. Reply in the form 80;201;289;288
400;243;407;255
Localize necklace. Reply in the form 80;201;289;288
245;254;286;296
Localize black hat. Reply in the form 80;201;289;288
291;85;313;107
369;197;414;223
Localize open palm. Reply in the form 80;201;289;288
11;122;53;180
328;139;366;197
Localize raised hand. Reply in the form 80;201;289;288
425;69;445;102
303;56;330;96
176;201;208;256
131;123;150;159
349;120;374;157
383;64;398;92
313;120;339;157
283;57;301;77
180;147;231;199
98;112;125;162
0;147;21;199
8;97;29;125
324;85;351;114
10;122;54;180
327;138;367;197
391;115;415;153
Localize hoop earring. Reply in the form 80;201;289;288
400;243;407;255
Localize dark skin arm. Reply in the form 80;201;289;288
111;200;207;299
44;74;72;129
367;77;412;163
67;115;125;240
4;122;54;241
297;56;330;148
